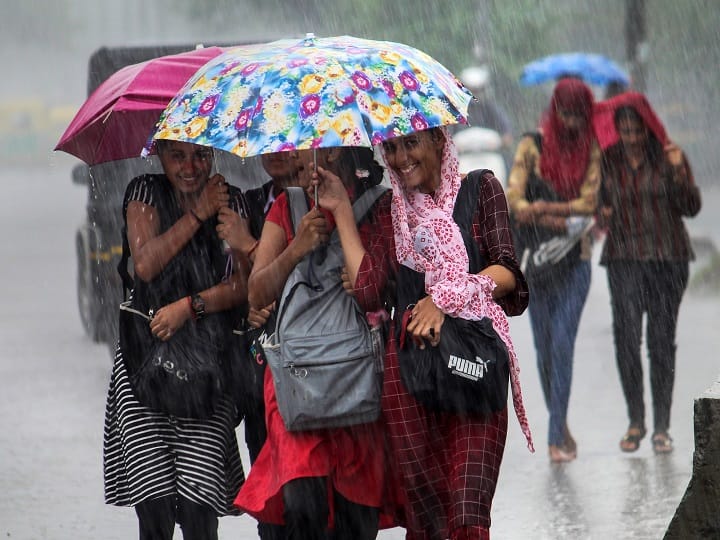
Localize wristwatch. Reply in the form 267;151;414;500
190;294;206;320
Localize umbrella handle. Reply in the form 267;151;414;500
313;148;320;208
210;151;232;254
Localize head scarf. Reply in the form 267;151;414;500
539;78;595;200
383;127;534;451
593;91;668;150
387;128;465;279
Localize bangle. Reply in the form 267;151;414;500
246;240;259;258
189;209;202;225
186;295;197;320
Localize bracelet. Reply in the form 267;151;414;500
189;209;203;225
186;295;197;321
246;240;259;258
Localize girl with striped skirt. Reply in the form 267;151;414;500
104;140;251;540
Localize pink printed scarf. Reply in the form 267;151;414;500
383;128;534;451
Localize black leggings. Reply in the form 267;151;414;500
283;477;379;540
135;496;217;540
607;260;688;433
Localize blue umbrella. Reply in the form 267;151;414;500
520;52;630;86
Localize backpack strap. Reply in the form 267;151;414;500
350;185;388;226
523;131;542;153
286;184;388;235
286;186;309;235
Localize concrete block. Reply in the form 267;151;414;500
664;378;720;539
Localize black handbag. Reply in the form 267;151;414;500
119;301;226;418
395;170;510;415
399;312;510;415
117;174;232;419
511;133;582;284
225;320;268;412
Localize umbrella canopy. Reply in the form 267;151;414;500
147;34;472;158
55;46;226;165
520;52;630;87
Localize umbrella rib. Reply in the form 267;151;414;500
101;108;113;125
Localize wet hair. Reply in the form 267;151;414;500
605;80;628;99
613;105;643;125
427;127;445;143
154;139;172;154
339;147;385;195
614;105;663;161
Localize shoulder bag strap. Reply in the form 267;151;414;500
286;186;309;235
453;170;488;230
453;170;490;274
118;225;133;299
244;184;271;238
521;131;542;154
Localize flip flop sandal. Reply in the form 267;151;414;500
620;427;646;453
652;432;674;454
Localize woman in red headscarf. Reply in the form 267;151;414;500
506;78;601;463
595;92;701;454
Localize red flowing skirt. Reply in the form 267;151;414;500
234;369;388;526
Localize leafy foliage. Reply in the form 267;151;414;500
170;0;558;131
160;0;720;185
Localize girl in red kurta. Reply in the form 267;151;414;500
234;146;394;539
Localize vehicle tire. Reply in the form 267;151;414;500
76;236;103;343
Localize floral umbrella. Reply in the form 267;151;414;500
145;34;473;158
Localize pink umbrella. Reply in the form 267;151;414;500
55;46;225;165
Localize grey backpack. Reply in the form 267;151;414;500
261;185;387;431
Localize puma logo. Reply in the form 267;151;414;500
448;354;489;381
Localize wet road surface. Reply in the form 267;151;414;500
1;162;718;539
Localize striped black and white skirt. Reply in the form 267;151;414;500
103;347;244;516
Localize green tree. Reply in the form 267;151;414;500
175;0;479;73
172;0;557;130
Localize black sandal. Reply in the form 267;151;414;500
620;426;646;453
652;432;673;454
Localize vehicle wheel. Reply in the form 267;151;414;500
76;238;103;342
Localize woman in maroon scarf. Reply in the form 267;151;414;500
506;78;601;463
595;92;701;454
